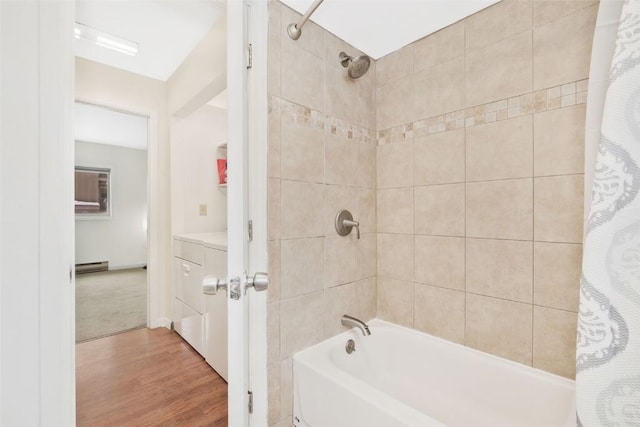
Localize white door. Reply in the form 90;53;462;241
226;0;269;426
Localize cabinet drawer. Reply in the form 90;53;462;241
174;258;204;314
204;247;227;277
174;239;203;265
173;298;204;356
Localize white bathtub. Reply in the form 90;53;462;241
293;319;575;427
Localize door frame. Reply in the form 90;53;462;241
226;0;269;425
74;98;159;330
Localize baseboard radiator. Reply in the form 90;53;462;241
75;261;109;274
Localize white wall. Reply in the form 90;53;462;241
167;20;226;117
75;141;148;269
171;105;227;234
76;57;172;328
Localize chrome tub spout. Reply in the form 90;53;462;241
341;314;371;336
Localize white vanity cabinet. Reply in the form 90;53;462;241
204;245;228;381
173;239;205;355
173;232;228;380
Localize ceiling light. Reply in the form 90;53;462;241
74;22;138;57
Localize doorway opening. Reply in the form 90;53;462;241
74;102;149;343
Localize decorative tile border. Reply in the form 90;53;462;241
377;78;589;145
268;77;589;147
269;96;377;144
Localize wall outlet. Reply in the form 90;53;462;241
199;204;207;216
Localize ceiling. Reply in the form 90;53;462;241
75;0;225;81
279;0;500;59
75;102;148;150
75;0;501;81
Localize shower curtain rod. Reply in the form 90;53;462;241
287;0;325;40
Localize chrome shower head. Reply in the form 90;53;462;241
339;51;370;79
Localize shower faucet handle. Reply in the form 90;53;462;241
335;210;360;239
343;219;360;239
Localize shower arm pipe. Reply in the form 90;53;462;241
287;0;325;40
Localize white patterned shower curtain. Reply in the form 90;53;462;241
576;0;640;425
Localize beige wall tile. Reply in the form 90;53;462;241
466;31;533;106
280;117;324;183
357;188;376;234
280;292;324;358
325;236;358;287
376;44;414;87
533;307;577;378
414;57;465;120
414;129;465;186
415;184;466;236
268;34;281;97
377;188;414;234
414;21;464;72
414;284;465;344
356;277;377;321
268;240;281;302
377;75;415;130
466;238;533;303
377;141;414;189
357;233;377;280
533;0;598;27
466;115;533;181
324;29;365;67
281;237;324;298
268;178;281;241
533;5;597;89
325;62;359;124
268;0;282;38
280;357;293;420
281;180;324;238
415;235;465;291
534;104;586;176
324;185;358;236
467;178;533;240
323;31;376;129
275;417;293;427
325;133;358;186
268;362;281;426
324;282;359;338
281;42;325;111
466;293;533;365
377;277;414;328
357;142;377;189
268;99;281;178
534;174;584;243
280;6;324;59
378;233;414;282
267;301;280;365
466;0;533;50
534;242;582;312
356;64;377;130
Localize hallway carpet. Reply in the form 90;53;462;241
75;268;147;343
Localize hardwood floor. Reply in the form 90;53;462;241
76;328;228;426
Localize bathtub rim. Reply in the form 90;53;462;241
293;318;576;426
295;318;575;389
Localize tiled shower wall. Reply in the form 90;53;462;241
267;0;597;424
376;0;596;380
266;2;377;425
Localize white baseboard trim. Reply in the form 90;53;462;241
150;317;172;330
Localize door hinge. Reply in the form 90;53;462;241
247;44;253;70
248;220;253;242
248;390;253;414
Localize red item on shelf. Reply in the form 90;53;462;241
217;158;227;184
